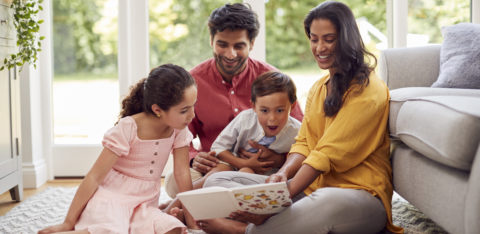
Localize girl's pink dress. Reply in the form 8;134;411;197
75;116;192;234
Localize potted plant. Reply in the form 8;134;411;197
0;0;44;71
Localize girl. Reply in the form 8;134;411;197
39;64;199;234
197;1;403;233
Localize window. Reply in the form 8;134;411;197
52;0;118;144
265;0;387;110
407;0;470;46
36;0;478;177
148;0;241;70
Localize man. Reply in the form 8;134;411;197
164;3;303;198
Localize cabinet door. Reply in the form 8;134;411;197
0;65;15;179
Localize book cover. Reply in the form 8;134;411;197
177;182;292;220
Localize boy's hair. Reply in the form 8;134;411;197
251;71;297;104
119;64;195;120
208;3;259;42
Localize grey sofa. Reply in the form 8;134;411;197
379;45;480;234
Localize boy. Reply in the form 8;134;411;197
208;71;301;176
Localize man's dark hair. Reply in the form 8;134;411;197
208;3;260;42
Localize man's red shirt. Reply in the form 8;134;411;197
188;57;304;159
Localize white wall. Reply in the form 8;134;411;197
244;0;266;62
20;0;53;187
118;0;150;98
474;0;480;24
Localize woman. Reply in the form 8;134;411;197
196;1;403;233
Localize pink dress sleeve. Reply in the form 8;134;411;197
173;127;193;149
102;117;136;157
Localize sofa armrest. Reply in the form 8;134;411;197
379;45;441;89
466;145;480;233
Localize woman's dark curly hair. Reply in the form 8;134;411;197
251;71;297;105
208;3;259;42
118;64;195;121
304;1;376;116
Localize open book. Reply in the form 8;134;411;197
177;182;292;220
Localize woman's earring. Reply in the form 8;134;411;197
156;113;161;118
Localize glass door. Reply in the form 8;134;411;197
51;0;119;176
407;0;470;46
265;0;387;110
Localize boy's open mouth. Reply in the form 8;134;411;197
267;126;278;131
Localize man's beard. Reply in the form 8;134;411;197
214;53;248;76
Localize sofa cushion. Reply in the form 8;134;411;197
432;23;480;89
389;87;480;137
393;95;480;171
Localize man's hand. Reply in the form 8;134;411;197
238;140;286;168
238;149;274;174
192;151;218;174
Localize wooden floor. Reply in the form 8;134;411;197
0;179;83;216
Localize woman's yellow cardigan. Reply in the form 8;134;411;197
290;72;403;233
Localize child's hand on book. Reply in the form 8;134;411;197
229;211;273;225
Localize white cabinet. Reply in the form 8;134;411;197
0;1;22;201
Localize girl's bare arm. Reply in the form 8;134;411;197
38;148;118;234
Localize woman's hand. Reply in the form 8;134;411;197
229;211;273;225
266;172;288;183
37;222;74;234
191;151;218;174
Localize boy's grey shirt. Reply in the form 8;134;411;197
211;108;301;157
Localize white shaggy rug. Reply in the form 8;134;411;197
0;187;172;234
0;187;447;234
0;187;78;234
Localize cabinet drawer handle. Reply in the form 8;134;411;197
0;19;7;24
